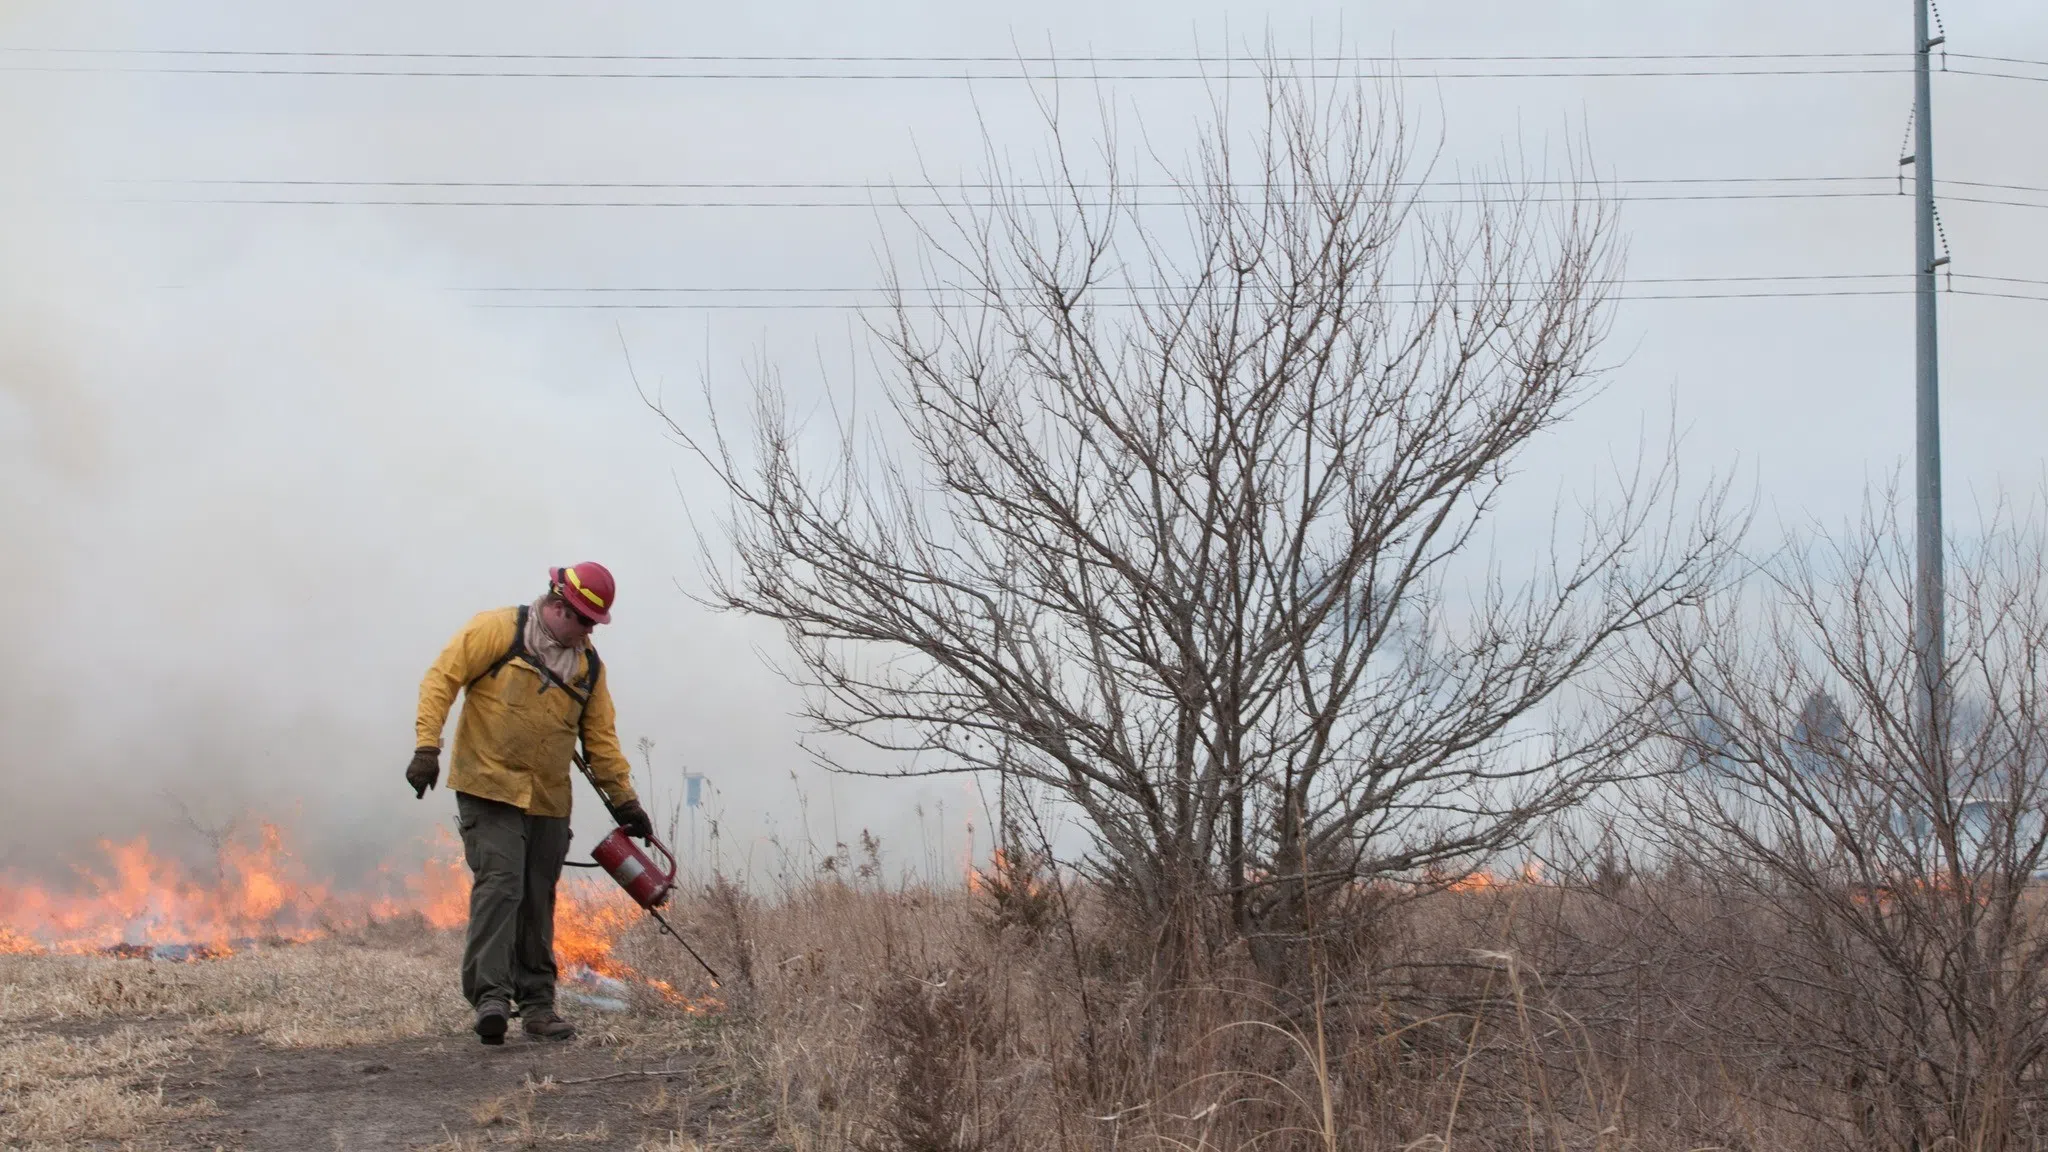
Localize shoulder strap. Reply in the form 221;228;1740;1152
467;605;531;690
466;606;600;715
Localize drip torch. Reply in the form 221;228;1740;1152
566;751;722;986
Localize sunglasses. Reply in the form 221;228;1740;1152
551;595;598;628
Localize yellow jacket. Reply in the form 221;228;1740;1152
415;607;638;818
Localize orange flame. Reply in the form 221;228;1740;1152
645;977;725;1014
968;847;1047;898
553;883;642;979
0;824;720;1013
0;824;361;956
1443;862;1546;893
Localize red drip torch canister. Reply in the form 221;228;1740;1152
591;828;677;909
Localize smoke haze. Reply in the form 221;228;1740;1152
0;7;950;885
2;0;2043;887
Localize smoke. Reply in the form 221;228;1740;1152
0;125;556;874
0;15;975;890
0;38;722;881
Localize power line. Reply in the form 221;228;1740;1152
0;47;1945;81
1960;289;2048;303
1;63;1939;80
1955;273;2048;287
1949;52;2048;70
120;191;2048;209
455;274;1925;293
0;47;1916;63
1940;68;2048;83
114;175;1903;190
1936;194;2048;210
1945;178;2048;194
5;47;2037;83
108;175;2048;200
143;272;2048;305
454;287;2048;310
145;273;2048;296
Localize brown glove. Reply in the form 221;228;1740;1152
406;747;440;799
613;798;653;840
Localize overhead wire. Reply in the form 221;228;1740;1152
440;274;2048;310
0;48;1916;61
0;48;1955;80
1949;52;2048;69
115;175;1906;189
0;64;1950;80
442;268;2048;309
108;175;2048;208
135;270;2048;307
104;174;2048;211
1953;273;2048;287
128;193;1908;206
118;191;2048;209
453;273;1992;294
464;289;2047;310
14;48;2042;305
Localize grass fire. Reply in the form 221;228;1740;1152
0;825;719;1007
0;827;467;959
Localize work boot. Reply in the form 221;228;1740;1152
473;998;510;1046
521;1008;577;1042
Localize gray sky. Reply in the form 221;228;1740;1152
0;0;2042;884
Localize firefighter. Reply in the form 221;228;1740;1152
406;562;653;1045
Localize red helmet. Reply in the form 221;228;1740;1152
550;562;616;625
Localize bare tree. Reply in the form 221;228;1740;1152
661;66;1733;985
1625;496;2048;1150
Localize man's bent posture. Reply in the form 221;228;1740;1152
407;562;652;1045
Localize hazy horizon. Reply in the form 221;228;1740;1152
1;0;2042;888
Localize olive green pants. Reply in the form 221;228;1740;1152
456;792;571;1013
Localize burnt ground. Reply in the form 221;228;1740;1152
149;1024;759;1151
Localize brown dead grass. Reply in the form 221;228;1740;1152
603;873;1821;1152
0;1028;210;1149
0;932;467;1150
0;877;1861;1151
1;932;463;1046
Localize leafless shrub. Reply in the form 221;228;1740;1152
657;57;1735;992
1615;494;2048;1149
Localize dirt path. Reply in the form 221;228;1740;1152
161;1030;746;1151
2;943;751;1150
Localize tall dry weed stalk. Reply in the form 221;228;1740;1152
858;967;1007;1152
703;875;757;998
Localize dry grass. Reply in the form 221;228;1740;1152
459;1074;616;1147
1;930;463;1046
0;931;466;1150
3;869;2006;1150
634;1133;709;1152
600;870;1843;1152
0;1028;210;1149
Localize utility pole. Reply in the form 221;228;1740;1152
1910;0;1947;763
